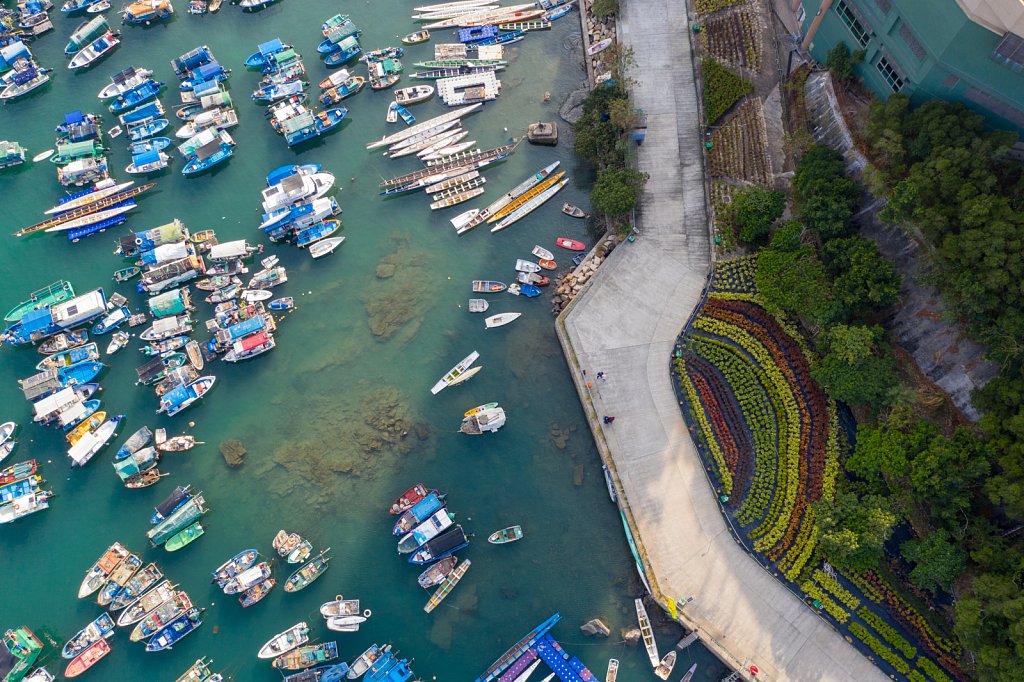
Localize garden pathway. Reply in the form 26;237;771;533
556;1;888;680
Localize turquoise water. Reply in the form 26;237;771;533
0;3;727;680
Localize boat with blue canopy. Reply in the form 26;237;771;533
179;62;229;91
158;376;216;416
120;101;164;125
127;150;169;174
2;289;106;345
293;219;341;248
245;38;288;68
62;0;108;13
392;493;444;536
252;79;305;103
182;137;234;175
128;137;172;155
324;36;361;66
108;80;164;113
171;46;212;78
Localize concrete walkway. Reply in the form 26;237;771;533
557;2;888;681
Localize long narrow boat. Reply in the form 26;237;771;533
452;161;559;234
490;178;568;233
366;103;480;149
430;350;479;395
78;542;129;598
283;549;331;592
258;622;309;659
380;143;516;191
472;613;561;682
116;580;177;627
273;642;339;671
16;184;155;236
424;558;470;613
145;607;204;652
635;598;660;667
130;592;192;641
487;171;565;223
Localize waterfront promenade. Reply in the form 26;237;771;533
557;1;888;680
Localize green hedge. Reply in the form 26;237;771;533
812;569;860;610
849;622;910;675
857;607;917;659
696;0;747;14
916;657;954;682
906;671;927;682
703;58;752;125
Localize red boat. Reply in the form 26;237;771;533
0;460;37;485
390;483;428;514
538;259;557;270
556;237;586;251
65;639;111;678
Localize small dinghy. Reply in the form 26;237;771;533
562;202;586;218
32;149;55;163
531;245;554;260
556;237;586;251
319;596;360;618
257;622;309;659
268;297;294;310
106;331;130;355
468;298;489;313
487;525;523;544
654;651;677;680
417;557;457;588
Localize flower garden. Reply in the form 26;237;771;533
673;258;966;682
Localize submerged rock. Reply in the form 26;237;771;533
581;618;610;637
362;240;436;340
573;464;585;487
622;627;641;645
220;439;246;467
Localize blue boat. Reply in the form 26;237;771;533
261;197;338;232
128;118;169;142
3;290;107;346
61;0;107;13
62;399;101;431
265;163;320;186
317;20;360;54
37;343;99;371
546;3;575;20
409;525;469;564
319;76;364;106
324;37;361;67
472;31;525;48
252;79;305;103
122;0;174;25
120;101;164;125
182;139;234;175
58;360;104;386
151;485;191;524
108;80;164;114
284;107;347;147
179;62;230;91
366;652;414;682
294;219;340;248
245;38;287;68
115;426;153;461
128;137;172;155
171;46;212;78
391;102;415;125
392;493;444;536
158;376;216;417
240;0;278;11
284;663;350;682
144;607;203;652
91;306;131;334
473;614;562;682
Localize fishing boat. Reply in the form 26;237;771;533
416;556;458;589
148;495;206;545
91;305;131;335
150;486;191;526
294;219;341;248
654;651;676;680
319;77;365;105
140;335;188;356
108;79;164;113
222;561;272;596
390;483;431;514
423;557;471;614
239;0;278;10
545;1;575;20
635;598;660;666
128;118;169;142
309;237;345;259
0;441;15;464
6;281;76;323
140;315;192;342
556;237;585;251
402;30;430;44
605;659;619;682
211;548;257;585
253;79;306;103
36;343;99;371
130;591;192;641
471;280;506;293
258;622;309;659
514;259;541;273
0;140;27;169
38;330;88;355
78;542;129;598
165;522;204;551
145;607;204;652
269;297;294;311
460;406;505;434
487;525;523;544
121;0;174;24
273;642;339;671
562;202;586;218
126;149;170;174
392;102;416;125
410;525;469;564
284;549;331;592
67;414;121;466
117;580;177;626
273;530;313;563
239;577;276;607
104;330;129;354
113;265;141;283
392;493;445;536
0;67;52;102
348;645;385;679
399;508;455;554
68;31;120;70
157;376;215;417
320;596;361;618
195;275;237;292
176;658;220;682
157;434;201;452
430;350;479;394
62;613;114;658
248;266;287;289
468;299;489;313
57;360;105;387
96;552;142;606
109;561;164;611
97;67;153;99
64;639;110;679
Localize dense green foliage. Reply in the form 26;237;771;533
823;236;901;318
815;489;898;570
591;0;618;17
729;186;785;243
812;325;897;411
702;57;752;124
793;145;860;240
825;42;864;83
590;167;649;217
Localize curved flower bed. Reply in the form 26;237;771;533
672;259;964;682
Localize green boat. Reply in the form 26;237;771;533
113;267;141;283
1;626;43;682
4;280;75;323
165;522;204;552
283;548;330;593
148;495;206;546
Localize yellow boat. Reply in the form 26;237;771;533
464;402;498;417
486;171;565;223
66;411;107;445
402;30;430;45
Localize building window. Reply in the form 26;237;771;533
898;23;926;61
964;86;1024;129
992;32;1024;73
834;0;870;47
876;56;904;92
875;0;891;13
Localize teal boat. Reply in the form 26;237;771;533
165;522;204;551
148;495;206;546
4;281;75;324
0;626;43;682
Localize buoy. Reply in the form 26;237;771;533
363;609;372;618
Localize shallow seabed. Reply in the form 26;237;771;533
0;1;727;680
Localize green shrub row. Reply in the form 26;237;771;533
801;582;849;623
857;607;917;660
702;58;752;125
848;622;910;675
812;569;859;610
915;657;954;682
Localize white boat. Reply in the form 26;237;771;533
587;38;613;56
0;68;52;101
325;614;368;631
349;645;388;679
0;422;15;447
68;31;120;70
654;651;676;680
409;130;469;160
490;178;568;233
414;0;495;12
448;365;482;386
97;67;153;99
515;259;540;273
240;289;272;303
680;663;698;682
394;85;435;105
510;660;542;682
310;236;345;259
389;121;461;153
366;103;481;149
484;312;520;328
531;245;554;260
413;6;498;20
32;149;55;163
44;180;132;214
468;298;488;313
106;330;130;355
459;405;505;434
88;0;112;12
67;415;122;467
126;151;169;174
635;598;660;667
257;622;309;659
319;597;361;618
386;104;399;124
430;350;479;395
421;140;477;161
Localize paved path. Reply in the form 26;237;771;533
557;2;888;681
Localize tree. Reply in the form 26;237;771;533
590;167;648;217
901;529;966;593
591;0;618;18
794;144;847;198
955;567;1024;682
812;324;897;409
729;186;785;244
908;427;991;529
796;178;859;240
824;42;864;83
754;244;832;326
607;98;639;134
814;488;899;570
823;236;902;318
845;416;936;488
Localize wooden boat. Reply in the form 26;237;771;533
113;266;141;282
62;613;114;658
517;272;550;286
320;596;361;617
165;522;204;551
556;237;586;251
157;435;201;452
606;659;619;682
272;530;313;563
468;298;489;313
390;483;430;514
116;580;177;626
64;639;110;678
79;542;128;598
487;525;523;544
211;548;258;585
562;202;586;218
654;651;677;680
538;258;557;270
424;558;470;613
680;663;698;682
189;229;215;244
145;607;204;652
97;553;142;606
240;577;276;607
284;549;331;592
219;562;269;595
273;642;339;671
108;561;163;610
430;350;479;394
258;622;310;659
39;330;89;355
635;598;660;666
395;85;434;105
484;313;521;329
417;556;457;588
402;30;431;45
129;591;192;641
472;280;506;293
319;77;365;105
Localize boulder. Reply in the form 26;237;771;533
621;627;641;645
580;618;611;637
220;439;246;468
